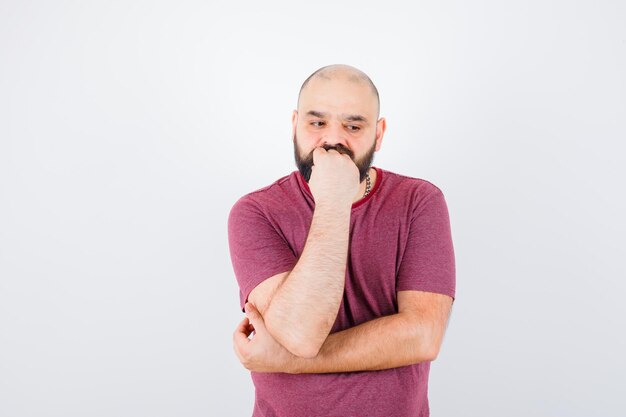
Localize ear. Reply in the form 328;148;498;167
374;117;387;151
291;110;298;141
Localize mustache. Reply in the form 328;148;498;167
294;133;376;184
320;143;354;159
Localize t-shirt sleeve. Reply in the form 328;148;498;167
396;187;456;301
227;196;298;312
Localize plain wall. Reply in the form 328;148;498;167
1;1;625;416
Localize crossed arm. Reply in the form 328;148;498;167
230;191;454;374
233;288;453;374
258;202;352;359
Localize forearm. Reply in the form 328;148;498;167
264;202;351;358
288;313;436;373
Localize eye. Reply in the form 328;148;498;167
311;121;325;127
346;125;361;131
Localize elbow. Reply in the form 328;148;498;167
411;343;439;363
403;313;448;363
265;320;326;359
424;344;441;362
422;333;445;362
412;328;443;363
283;333;325;359
287;340;322;359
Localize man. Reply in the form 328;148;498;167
228;64;456;417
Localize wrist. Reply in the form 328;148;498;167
308;206;351;240
313;200;352;215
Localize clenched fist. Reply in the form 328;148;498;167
308;147;360;207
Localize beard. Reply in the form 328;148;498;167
293;134;376;183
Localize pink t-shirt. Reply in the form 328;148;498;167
228;167;456;417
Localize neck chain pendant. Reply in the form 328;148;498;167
363;172;372;197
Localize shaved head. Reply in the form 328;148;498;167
297;64;380;118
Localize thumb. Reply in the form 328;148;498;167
245;302;263;325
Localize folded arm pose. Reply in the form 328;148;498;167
233;289;453;374
232;150;454;373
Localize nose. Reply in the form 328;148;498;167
319;122;347;147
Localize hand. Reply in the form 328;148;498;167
232;302;299;373
308;147;360;206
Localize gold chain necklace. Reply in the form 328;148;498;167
363;171;372;197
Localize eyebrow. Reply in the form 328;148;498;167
305;110;369;124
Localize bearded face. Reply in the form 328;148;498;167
293;134;376;183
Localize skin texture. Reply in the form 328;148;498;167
234;291;452;374
232;64;453;372
259;191;352;358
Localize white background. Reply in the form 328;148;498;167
1;1;625;416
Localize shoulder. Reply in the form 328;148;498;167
378;168;445;205
228;171;301;218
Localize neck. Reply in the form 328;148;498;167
352;168;376;204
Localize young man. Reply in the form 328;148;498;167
228;64;456;417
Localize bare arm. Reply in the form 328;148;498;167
290;291;453;373
253;148;359;358
263;202;351;358
235;290;453;373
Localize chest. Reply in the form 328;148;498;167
277;205;413;326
